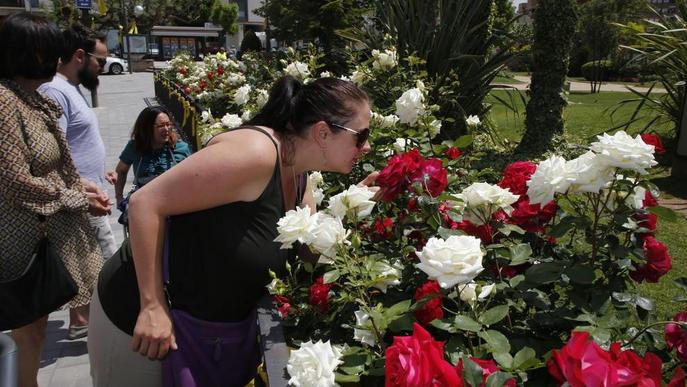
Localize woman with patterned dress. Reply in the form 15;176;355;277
0;13;111;387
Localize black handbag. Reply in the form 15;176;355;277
0;218;78;330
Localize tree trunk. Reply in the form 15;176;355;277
516;0;578;156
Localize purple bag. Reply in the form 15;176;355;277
161;221;260;387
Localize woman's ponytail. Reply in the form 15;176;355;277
247;75;302;134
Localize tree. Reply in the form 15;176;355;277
493;0;514;33
239;29;263;58
256;0;373;72
516;0;578;156
209;0;239;35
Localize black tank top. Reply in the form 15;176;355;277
98;126;302;334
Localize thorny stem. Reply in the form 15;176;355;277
621;321;687;348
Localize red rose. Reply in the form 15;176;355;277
631;236;672;283
508;198;557;233
455;358;516;387
633;212;657;233
414;280;444;325
178;67;187;75
548;331;663;387
443;147;463;160
451;220;494;245
373;217;395;239
308;276;333;314
407;197;419;211
499;161;537;196
207;71;214;80
665;311;687;362
274;295;292;318
385;323;454;387
411;158;449;198
669;368;686;387
198;80;207;90
641;133;666;154
217;65;225;75
378;149;423;201
643;191;658;208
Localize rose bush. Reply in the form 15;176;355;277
160;46;687;386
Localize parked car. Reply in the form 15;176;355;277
103;56;129;75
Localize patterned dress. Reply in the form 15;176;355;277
0;79;103;308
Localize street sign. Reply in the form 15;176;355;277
75;0;92;9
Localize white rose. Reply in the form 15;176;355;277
527;155;575;206
310;171;324;187
353;310;377;347
274;206;318;249
395;87;425;125
415;235;484;289
313;188;325;206
285;61;311;80
327;185;376;219
350;70;367;85
220;113;242;129
241;110;253;122
466;115;481;128
457;182;519;225
256;89;269;109
287;340;342;387
393;138;408;153
371;112;399;129
310;214;349;263
458;283;495;306
372;49;397;71
320;71;332;78
226;72;246;86
234;84;252;106
427;119;442;138
266;278;279;295
589;131;657;174
566;151;615;194
201;109;213;123
370;261;403;293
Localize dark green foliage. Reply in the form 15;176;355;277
517;0;578;156
239;29;263;56
209;0;238;35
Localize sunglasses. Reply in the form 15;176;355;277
327;122;370;148
87;53;107;68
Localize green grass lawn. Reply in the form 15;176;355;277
492;76;524;85
487;90;673;143
487;90;686;319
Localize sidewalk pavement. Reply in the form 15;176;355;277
500;75;666;94
38;71;155;387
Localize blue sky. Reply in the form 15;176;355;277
512;0;527;6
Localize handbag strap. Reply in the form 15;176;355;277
162;217;172;306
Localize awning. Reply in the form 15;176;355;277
151;25;222;38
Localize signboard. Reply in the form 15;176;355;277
75;0;92;9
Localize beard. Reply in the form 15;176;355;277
78;61;100;91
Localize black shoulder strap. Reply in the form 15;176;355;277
231;125;279;154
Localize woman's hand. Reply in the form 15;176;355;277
86;192;112;216
358;171;384;200
131;302;177;360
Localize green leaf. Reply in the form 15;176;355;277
462;355;484;387
635;295;654;311
438;226;465;240
479;330;511;353
548;216;588;238
323;270;340;284
499;224;526;236
334;373;360;383
479;305;510;326
674;277;687;293
485;372;515;387
366;367;385;376
338;365;365;375
648;205;679;222
513;347;536;368
564;264;596;285
492;351;513;369
523;262;565;285
430;319;455;332
508;244;532;266
454;135;474;148
388;314;415;333
386;299;412;317
454;315;483;332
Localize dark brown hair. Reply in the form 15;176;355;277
60;23;107;64
0;12;62;80
131;106;179;154
248;76;369;138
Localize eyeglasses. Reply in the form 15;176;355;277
154;122;173;130
327;122;370;148
87;53;107;68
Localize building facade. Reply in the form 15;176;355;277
516;0;536;24
224;0;265;51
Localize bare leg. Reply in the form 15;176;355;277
11;315;49;387
69;304;89;327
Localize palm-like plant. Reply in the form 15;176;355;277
342;0;517;140
615;2;687;142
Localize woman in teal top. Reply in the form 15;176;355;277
115;106;191;220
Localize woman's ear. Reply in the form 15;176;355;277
312;121;329;147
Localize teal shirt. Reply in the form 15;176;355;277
119;139;191;180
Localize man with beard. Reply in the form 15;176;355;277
39;24;118;340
